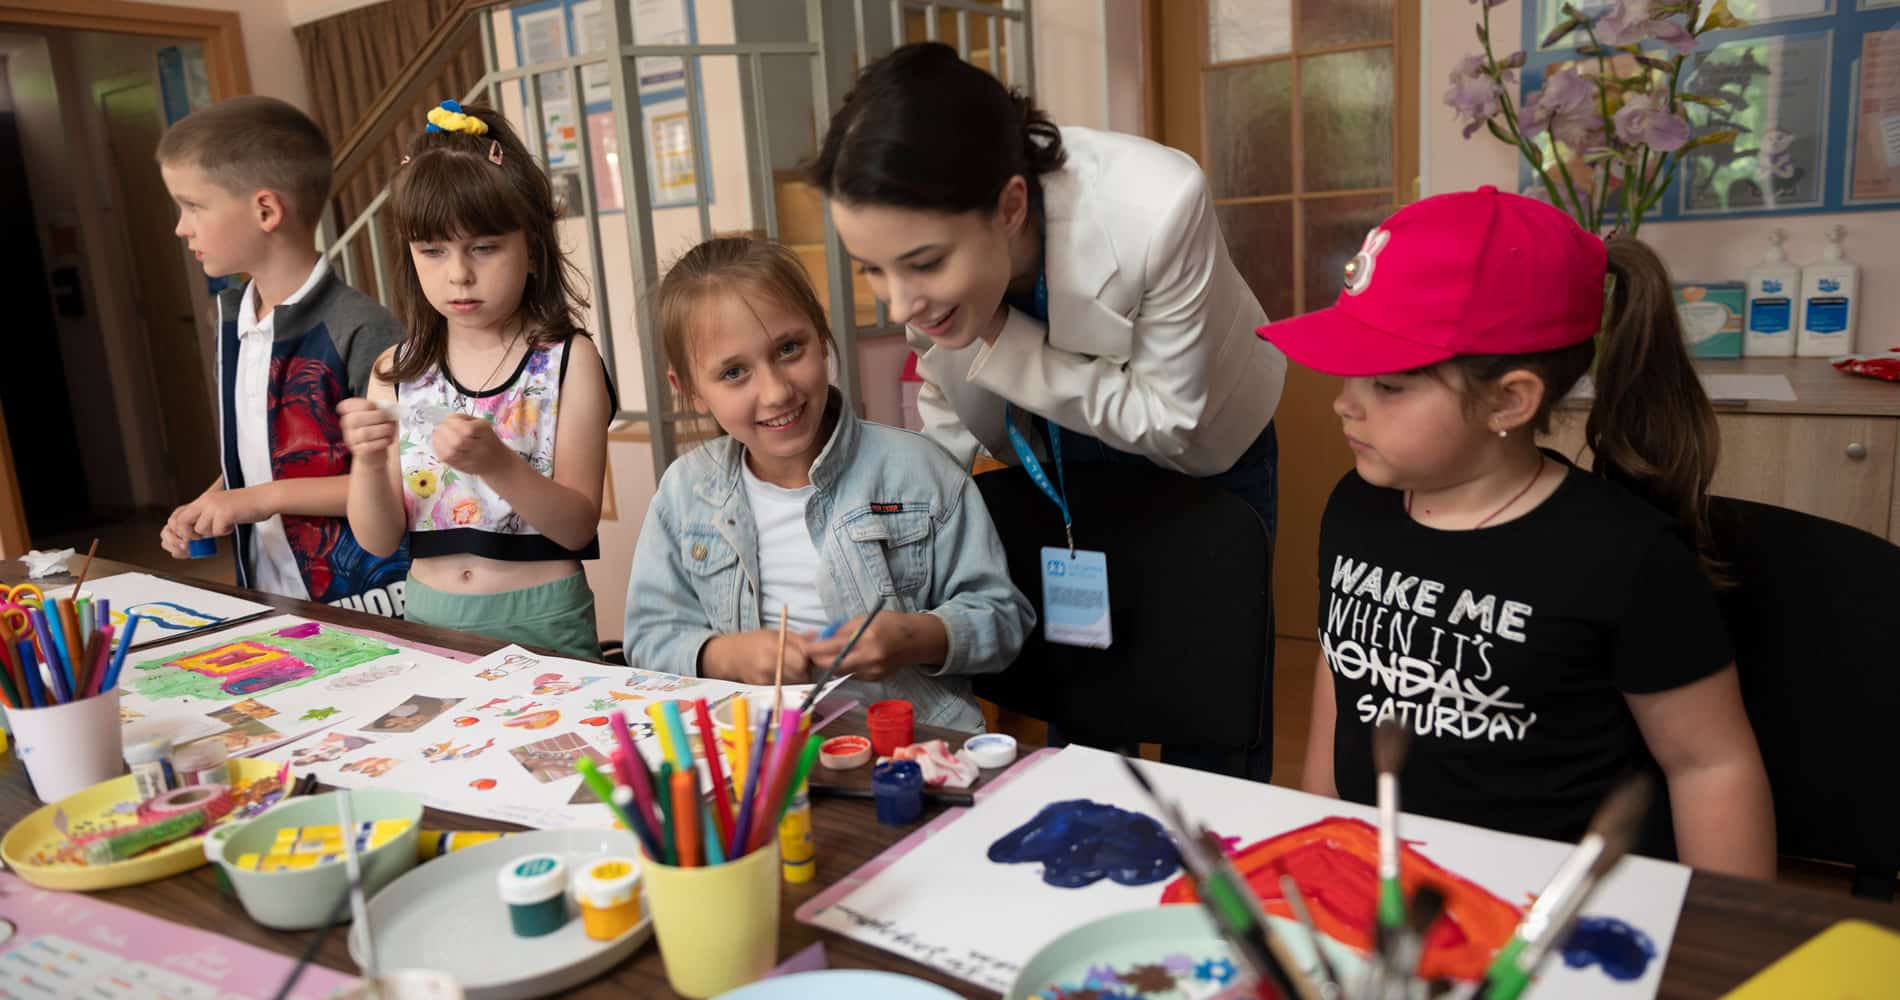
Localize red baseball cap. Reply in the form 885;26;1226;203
1255;186;1608;376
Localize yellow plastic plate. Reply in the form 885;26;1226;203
2;758;293;891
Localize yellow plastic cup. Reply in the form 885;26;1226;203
639;840;781;998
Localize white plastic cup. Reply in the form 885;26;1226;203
4;688;123;802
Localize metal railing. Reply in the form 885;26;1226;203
318;0;1034;481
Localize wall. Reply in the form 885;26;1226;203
1421;0;1900;352
0;33;136;511
1032;0;1107;129
161;0;311;109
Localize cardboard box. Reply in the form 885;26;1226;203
1675;281;1746;359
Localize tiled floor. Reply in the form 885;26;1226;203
37;509;235;586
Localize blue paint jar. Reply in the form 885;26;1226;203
497;853;568;937
187;537;218;558
873;760;924;825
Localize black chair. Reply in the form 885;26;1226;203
1709;496;1900;900
972;462;1274;780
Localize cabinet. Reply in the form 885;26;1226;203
1542;359;1900;543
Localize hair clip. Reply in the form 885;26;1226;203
488;141;504;166
425;98;488;136
399;154;412;166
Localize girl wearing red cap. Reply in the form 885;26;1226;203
1259;187;1774;878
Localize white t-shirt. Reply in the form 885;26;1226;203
741;461;829;636
233;258;329;600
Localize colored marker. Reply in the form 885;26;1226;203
576;756;654;856
607;710;640;786
654;762;677;866
612;747;665;855
659;700;695;778
730;711;772;859
644;702;679;769
701;800;724;865
17;640;43;707
691;699;736;851
83;625;113;699
731;693;752;794
747;708;805;854
671;767;700;868
102;614;140;692
775;732;825;827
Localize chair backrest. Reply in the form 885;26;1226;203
972;463;1271;753
1709;496;1900;896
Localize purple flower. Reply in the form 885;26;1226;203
1613;92;1691;151
1596;0;1698;54
1521;69;1604;149
1446;75;1504;138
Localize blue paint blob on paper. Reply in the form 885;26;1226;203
987;799;1181;888
1561;915;1657;981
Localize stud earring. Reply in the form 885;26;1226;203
1496;428;1509;438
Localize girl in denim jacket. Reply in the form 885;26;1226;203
624;236;1034;731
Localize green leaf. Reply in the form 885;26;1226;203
1541;14;1586;49
1486;119;1515;146
1683;127;1744;151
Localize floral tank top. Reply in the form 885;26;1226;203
396;338;599;561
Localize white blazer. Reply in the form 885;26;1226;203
908;126;1287;477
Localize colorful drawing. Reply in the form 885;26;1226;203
1158;816;1522;982
131;625;396;701
325;659;416;690
501;709;561;731
340;755;400;779
299;707;341;722
989;800;1181;888
113;601;226;633
291;732;372;767
531;673;605;696
1028;950;1239;1000
420;737;496;763
476;653;541;682
622;671;698;693
206;704;283;753
509;732;609;784
363;695;462;734
226;698;278;721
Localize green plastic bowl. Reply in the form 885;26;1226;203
217;788;423;930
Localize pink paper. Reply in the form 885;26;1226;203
0;872;357;998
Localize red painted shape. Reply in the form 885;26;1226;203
469;778;497;790
581;716;609;726
1158;816;1523;982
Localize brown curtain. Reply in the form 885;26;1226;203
296;0;484;294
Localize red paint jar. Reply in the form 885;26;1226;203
866;700;915;756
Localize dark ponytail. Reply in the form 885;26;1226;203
1444;237;1721;578
1585;238;1722;575
804;41;1065;219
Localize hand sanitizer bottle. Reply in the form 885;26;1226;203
1743;229;1798;357
1797;226;1858;358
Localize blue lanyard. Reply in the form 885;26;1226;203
1004;402;1075;554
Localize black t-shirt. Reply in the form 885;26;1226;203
1318;456;1733;844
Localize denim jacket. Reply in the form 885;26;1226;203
623;391;1034;731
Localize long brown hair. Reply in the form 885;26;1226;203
1443;238;1722;576
381;102;587;385
655;235;834;402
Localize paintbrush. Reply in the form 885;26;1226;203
1373;719;1411;934
334;792;380;998
1394;884;1447;996
797;596;886;715
1481;775;1654;1000
72;538;98;595
1278;875;1345;1000
1120;756;1316;1000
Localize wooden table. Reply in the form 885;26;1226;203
3;559;1895;998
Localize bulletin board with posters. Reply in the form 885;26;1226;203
510;0;713;212
1516;1;1900;220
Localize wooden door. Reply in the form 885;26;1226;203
1159;0;1420;640
100;81;221;503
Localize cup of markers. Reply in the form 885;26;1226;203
578;699;823;998
0;592;144;802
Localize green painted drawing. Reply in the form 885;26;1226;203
130;621;397;701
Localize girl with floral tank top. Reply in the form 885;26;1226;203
339;102;613;659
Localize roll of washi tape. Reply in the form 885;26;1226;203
141;783;234;824
962;733;1018;769
818;735;873;770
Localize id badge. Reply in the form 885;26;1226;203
1040;547;1112;649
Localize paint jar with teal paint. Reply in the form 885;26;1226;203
497;853;568;937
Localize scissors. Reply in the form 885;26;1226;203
0;584;44;609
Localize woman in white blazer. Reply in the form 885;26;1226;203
805;43;1286;534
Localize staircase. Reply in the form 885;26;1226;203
316;0;1035;480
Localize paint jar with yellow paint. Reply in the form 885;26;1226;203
574;855;643;941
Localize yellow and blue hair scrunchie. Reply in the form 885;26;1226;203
425;99;488;136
